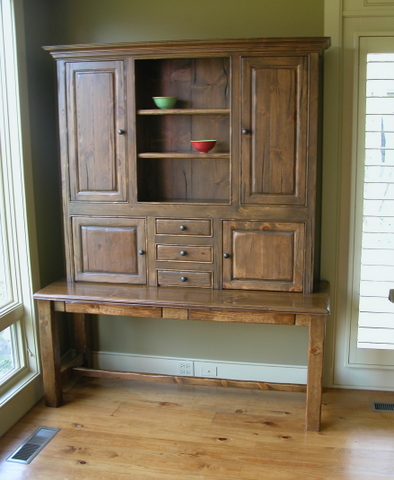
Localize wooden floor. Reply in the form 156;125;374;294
0;378;394;479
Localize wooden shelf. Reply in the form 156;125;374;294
138;152;230;159
138;198;230;204
137;108;230;115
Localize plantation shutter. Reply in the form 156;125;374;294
357;37;394;349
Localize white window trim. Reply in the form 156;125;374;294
346;33;394;367
0;0;41;420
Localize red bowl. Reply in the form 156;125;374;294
191;140;216;153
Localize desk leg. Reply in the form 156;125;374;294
37;300;63;407
74;313;92;368
305;315;327;432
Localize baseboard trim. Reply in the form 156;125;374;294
91;351;307;385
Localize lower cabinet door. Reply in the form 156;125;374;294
222;220;305;292
72;217;147;284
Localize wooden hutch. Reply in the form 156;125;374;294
34;37;330;431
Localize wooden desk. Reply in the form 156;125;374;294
33;280;330;432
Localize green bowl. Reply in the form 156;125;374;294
152;96;177;109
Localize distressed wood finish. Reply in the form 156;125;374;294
306;315;327;431
37;300;62;407
35;279;330;315
34;280;329;431
66;60;127;203
222;220;305;292
46;37;330;293
72;216;147;284
36;38;330;434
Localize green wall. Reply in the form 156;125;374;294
28;0;325;367
51;0;324;44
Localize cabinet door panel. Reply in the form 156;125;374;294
72;217;146;284
241;56;308;205
66;61;127;202
223;221;305;292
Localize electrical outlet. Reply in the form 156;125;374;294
200;363;218;377
177;360;194;376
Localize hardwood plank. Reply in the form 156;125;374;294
1;379;394;480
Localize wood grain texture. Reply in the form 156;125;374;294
73;313;92;368
305;315;327;432
189;309;295;325
49;37;329;292
65;302;161;318
44;37;331;58
34;280;330;315
1;378;393;480
33;282;328;430
73;368;306;392
37;300;63;407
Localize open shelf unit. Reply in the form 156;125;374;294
135;57;231;203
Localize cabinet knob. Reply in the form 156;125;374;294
223;253;230;258
117;129;125;135
180;276;187;282
241;128;250;135
179;225;186;231
138;249;145;255
180;250;186;256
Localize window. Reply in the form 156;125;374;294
0;0;39;404
354;37;394;350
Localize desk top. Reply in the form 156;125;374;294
34;280;330;315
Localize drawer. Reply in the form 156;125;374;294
156;218;212;236
157;270;212;288
156;244;213;263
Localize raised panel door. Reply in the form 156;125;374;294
72;217;146;284
66;61;127;202
241;56;309;205
222;220;305;292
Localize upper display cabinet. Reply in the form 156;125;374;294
45;37;330;293
134;57;231;203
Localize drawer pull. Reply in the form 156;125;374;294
117;129;125;135
138;249;145;255
223;253;230;258
180;250;187;256
179;225;186;231
180;276;187;282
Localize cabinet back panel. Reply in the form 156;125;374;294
135;58;230;109
137;158;229;202
137;115;229;153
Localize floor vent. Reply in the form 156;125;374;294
7;427;60;464
371;402;394;412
